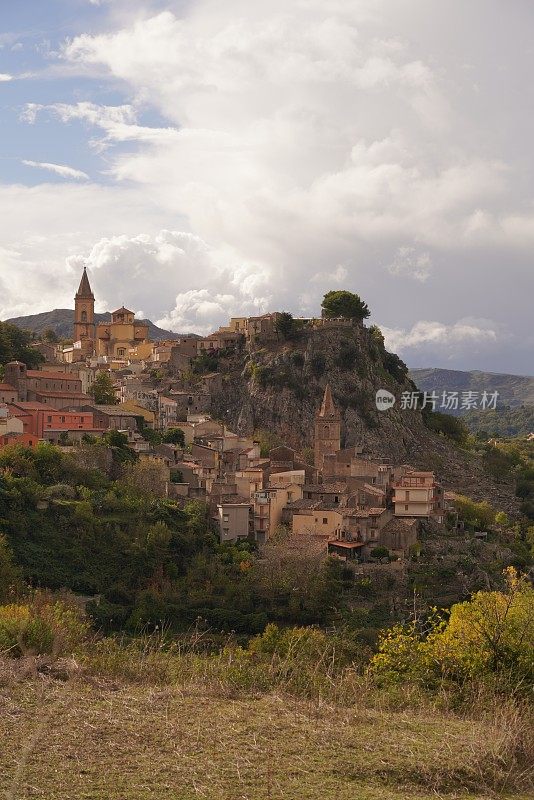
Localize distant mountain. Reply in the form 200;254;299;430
5;309;189;342
409;368;534;414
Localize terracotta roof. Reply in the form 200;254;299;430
0;384;16;391
303;482;348;494
285;498;319;510
348;507;388;518
89;405;138;415
27;371;81;381
382;517;419;534
328;540;364;549
6;404;33;416
112;306;134;315
362;483;385;495
34;391;89;399
9;401;50;410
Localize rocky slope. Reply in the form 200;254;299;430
209;322;518;512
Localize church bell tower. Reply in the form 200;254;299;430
314;383;341;469
74;267;95;352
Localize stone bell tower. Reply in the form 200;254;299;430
74;267;95;353
314;383;341;470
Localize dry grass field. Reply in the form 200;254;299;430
1;661;532;800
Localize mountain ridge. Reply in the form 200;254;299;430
4;308;191;342
409;367;534;412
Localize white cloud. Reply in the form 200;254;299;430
311;265;348;284
67;229;271;333
0;73;13;82
3;1;534;371
22;101;179;150
381;318;499;355
22;159;89;180
387;246;432;282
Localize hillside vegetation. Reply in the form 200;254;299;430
1;574;533;799
410;368;534;414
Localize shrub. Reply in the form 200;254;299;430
309;352;326;377
370;570;534;688
425;411;469;446
335;341;358;370
0;597;88;658
453;494;496;529
383;351;408;381
0;534;20;602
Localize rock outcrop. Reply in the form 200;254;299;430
209;322;518;512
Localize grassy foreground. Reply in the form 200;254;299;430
0;655;532;800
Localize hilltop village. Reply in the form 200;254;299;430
0;268;447;563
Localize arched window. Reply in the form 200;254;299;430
81;310;87;322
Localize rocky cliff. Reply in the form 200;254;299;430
209;322;518;511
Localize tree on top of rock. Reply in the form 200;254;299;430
321;290;370;322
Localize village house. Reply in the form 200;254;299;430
0;405;24;438
393;471;445;523
253;482;303;544
0;383;18;404
76;404;140;432
217;502;252;543
17;275;447;566
4;362;90;409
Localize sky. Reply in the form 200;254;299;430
0;0;533;374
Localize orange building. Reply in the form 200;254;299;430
0;433;38;449
8;402;100;438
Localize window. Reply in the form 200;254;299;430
404;504;409;511
81;310;87;322
223;514;229;522
323;518;328;524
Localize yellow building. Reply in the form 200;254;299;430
96;307;149;359
119;401;156;428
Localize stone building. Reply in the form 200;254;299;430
314;384;341;469
73;267;96;357
96;307;149;360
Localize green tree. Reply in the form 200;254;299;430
425;411;469;446
162;428;185;446
43;328;59;343
370;546;390;561
321;290;370;321
0;321;44;369
89;372;118;405
274;312;297;340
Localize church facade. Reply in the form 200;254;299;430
73;268;150;359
